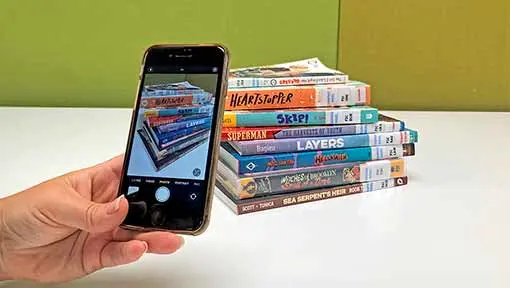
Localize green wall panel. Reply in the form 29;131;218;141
338;0;510;111
0;0;340;107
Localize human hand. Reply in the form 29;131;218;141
0;155;184;283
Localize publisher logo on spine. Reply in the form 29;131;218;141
246;162;256;171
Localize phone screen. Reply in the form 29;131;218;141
118;45;227;232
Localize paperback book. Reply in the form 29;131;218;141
222;106;378;127
215;176;409;215
220;114;406;141
217;158;406;199
225;80;370;110
228;58;349;88
220;141;416;175
228;129;418;155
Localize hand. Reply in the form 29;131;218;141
0;155;184;283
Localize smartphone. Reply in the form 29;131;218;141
117;44;230;235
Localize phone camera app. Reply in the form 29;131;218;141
126;71;217;181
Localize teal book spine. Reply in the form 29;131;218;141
222;106;378;127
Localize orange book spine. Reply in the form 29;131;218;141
141;95;194;108
224;81;370;110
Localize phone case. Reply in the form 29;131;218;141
119;43;231;236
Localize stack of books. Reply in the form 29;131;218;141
215;58;418;215
137;81;215;172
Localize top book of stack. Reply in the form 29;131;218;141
224;58;371;112
228;58;348;88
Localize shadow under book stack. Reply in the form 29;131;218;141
215;58;418;215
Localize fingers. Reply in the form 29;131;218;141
85;154;125;180
98;154;125;178
113;228;185;254
57;193;129;233
100;240;148;268
135;232;185;254
88;154;125;203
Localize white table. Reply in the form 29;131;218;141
0;107;509;288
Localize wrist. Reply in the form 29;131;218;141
0;199;12;281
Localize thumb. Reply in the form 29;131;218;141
59;194;129;233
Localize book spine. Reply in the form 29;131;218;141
224;82;369;110
227;74;349;89
221;158;405;199
141;95;193;108
153;124;211;147
230;129;418;155
221;127;285;141
233;143;415;174
219;176;409;215
144;104;214;117
146;115;183;127
142;88;203;97
138;128;208;172
141;92;211;108
147;113;210;127
219;118;405;141
157;117;212;133
162;130;210;156
222;107;378;127
146;129;210;160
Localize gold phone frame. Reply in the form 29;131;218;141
119;43;230;236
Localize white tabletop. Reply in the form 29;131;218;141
0;107;509;288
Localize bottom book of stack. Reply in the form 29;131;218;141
215;155;409;215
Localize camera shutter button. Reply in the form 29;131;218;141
155;186;170;202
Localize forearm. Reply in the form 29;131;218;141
0;249;10;281
0;199;12;281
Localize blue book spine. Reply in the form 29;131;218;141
220;142;415;174
230;129;418;155
157;117;212;134
151;123;211;146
